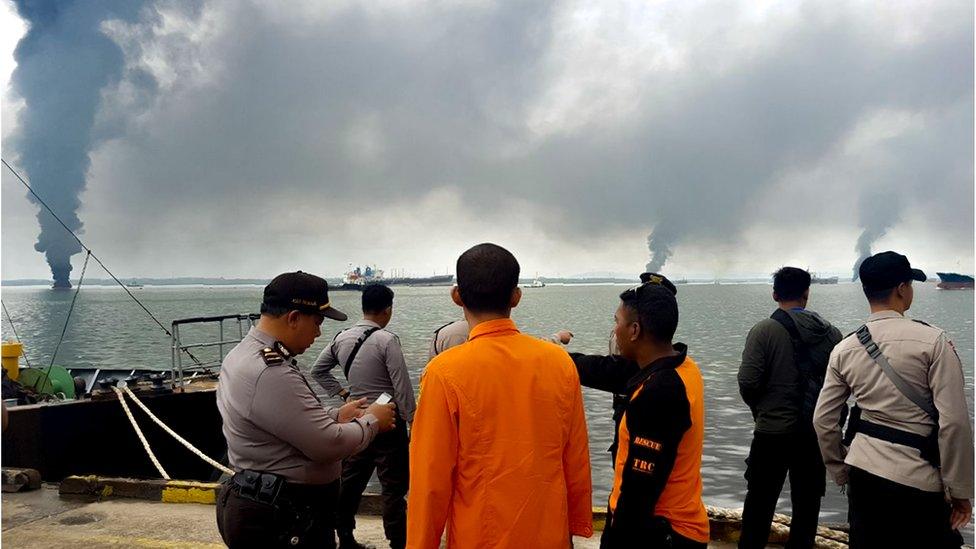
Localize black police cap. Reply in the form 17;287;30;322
639;272;678;295
859;251;927;293
263;271;347;321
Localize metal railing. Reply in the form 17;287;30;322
171;313;260;389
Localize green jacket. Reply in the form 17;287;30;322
738;309;842;434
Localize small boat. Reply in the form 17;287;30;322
523;279;546;288
936;272;974;290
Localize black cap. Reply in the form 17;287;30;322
639;272;678;295
859;251;927;292
263;271;347;321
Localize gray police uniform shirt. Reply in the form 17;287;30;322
311;320;416;423
216;326;380;485
428;320;471;362
427;319;564;362
813;310;975;499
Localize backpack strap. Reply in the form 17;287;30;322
343;327;381;379
855;325;938;421
770;309;814;376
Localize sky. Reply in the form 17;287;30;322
1;0;973;281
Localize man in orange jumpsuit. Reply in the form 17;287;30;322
407;243;593;548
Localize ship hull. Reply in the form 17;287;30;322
937;282;974;290
340;275;455;290
936;272;974;290
2;388;225;482
385;275;454;286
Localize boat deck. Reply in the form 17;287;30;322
2;485;742;548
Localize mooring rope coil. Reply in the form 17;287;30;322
112;385;171;480
120;384;233;476
706;506;849;548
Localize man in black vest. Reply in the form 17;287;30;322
737;267;842;549
558;272;675;467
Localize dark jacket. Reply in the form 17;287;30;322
569;352;640;462
738;309;842;434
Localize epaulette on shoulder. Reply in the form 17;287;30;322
911;319;932;327
260;346;284;366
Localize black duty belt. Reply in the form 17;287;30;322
843;406;940;467
232;470;286;506
230;470;335;507
227;470;337;547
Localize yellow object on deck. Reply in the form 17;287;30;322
1;341;23;381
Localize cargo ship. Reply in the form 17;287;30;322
811;274;839;284
936;272;974;290
339;265;453;290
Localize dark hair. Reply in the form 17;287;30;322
619;283;678;343
773;267;811;301
362;284;394;314
863;284;898;304
456;243;520;314
260;302;292;317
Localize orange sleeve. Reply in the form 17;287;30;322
564;373;594;537
406;366;459;549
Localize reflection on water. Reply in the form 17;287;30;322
2;283;972;530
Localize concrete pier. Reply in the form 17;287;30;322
2;484;749;548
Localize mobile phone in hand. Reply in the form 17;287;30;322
375;392;393;405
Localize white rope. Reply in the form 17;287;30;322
121;385;234;476
113;386;170;480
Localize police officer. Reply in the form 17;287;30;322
312;284;415;549
428;319;469;361
814;252;974;548
216;272;397;548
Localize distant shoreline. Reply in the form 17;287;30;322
1;276;642;287
2;276;870;288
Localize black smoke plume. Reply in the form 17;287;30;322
11;0;145;288
645;225;676;273
852;192;900;282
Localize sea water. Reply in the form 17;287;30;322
2;282;972;530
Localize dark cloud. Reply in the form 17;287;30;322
3;0;972;279
8;0;150;286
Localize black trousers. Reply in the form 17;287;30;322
739;428;826;549
337;421;409;547
216;478;339;549
600;510;706;549
848;467;963;549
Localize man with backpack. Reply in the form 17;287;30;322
737;267;842;549
814;252;973;548
312;284;415;549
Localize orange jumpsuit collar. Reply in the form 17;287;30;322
467;318;520;340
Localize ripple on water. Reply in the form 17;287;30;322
2;284;972;539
